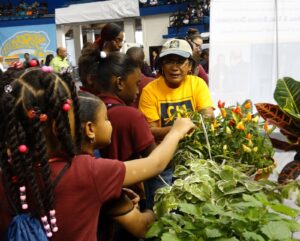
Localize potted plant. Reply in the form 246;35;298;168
174;99;276;179
256;77;300;183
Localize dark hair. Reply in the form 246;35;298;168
96;52;139;91
95;23;123;51
186;28;202;42
126;47;145;68
78;91;102;124
0;68;81;232
45;54;54;66
79;46;139;92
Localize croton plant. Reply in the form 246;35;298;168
256;77;300;183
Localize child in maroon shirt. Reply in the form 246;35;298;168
0;67;194;241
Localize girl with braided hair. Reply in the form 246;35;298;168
0;67;195;241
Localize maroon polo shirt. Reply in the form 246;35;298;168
99;94;154;161
0;154;125;241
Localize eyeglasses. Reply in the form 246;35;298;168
192;41;202;50
162;58;189;68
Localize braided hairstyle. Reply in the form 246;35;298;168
0;67;81;236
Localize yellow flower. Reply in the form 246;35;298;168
221;108;227;118
242;144;252;153
246;112;252;121
253;147;258;152
252;116;259;123
244;101;251;109
246;133;252;140
226;126;232;134
263;121;269;132
236;121;245;131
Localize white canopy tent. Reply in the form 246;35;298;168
210;0;300;106
55;0;140;24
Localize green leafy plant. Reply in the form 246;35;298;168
175;100;275;176
146;159;300;241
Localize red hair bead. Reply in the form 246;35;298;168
63;103;70;111
39;114;48;122
18;145;28;153
66;99;72;105
27;110;36;119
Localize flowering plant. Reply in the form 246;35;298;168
175;100;275;175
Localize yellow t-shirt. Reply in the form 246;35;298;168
139;75;214;127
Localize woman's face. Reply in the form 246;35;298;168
161;55;192;88
118;68;141;105
110;32;125;52
191;37;203;57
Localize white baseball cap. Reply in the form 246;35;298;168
159;39;193;59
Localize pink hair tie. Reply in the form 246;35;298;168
41;66;53;73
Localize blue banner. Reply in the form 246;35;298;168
0;23;56;62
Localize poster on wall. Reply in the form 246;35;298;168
0;23;56;68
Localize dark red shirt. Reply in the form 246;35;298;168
99;94;154;161
0;154;125;241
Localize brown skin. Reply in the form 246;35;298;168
103;31;125;53
149;54;214;142
57;47;67;60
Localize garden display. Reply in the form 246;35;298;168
145;78;300;240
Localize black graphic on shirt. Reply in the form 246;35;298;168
160;100;193;127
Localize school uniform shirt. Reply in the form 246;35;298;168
99;94;154;162
139;74;214;127
0;154;125;241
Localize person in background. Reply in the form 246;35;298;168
139;38;214;208
185;28;209;85
23;53;30;68
0;66;195;241
94;23;124;55
200;48;209;74
50;47;70;73
150;49;159;75
126;47;154;108
45;54;54;66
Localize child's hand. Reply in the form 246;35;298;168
170;118;195;139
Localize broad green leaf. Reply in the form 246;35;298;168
161;232;182;241
217;180;237;193
242;194;263;207
242;231;265;241
178;203;202;216
261;221;292;240
270;203;297;218
216;237;239;241
274;77;300;122
205;227;223;238
145;221;163;238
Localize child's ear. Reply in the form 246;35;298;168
116;76;125;91
84;121;96;141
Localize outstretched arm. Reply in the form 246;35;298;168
123;118;195;186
